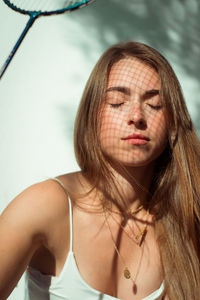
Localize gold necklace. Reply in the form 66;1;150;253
128;211;149;246
109;205;144;218
110;208;149;247
103;208;146;284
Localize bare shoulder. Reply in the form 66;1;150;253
56;171;84;194
0;176;74;299
0;175;75;239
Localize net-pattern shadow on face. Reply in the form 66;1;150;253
99;58;168;167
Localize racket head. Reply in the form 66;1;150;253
2;0;95;17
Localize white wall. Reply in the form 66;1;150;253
0;0;199;299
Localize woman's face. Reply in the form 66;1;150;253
99;57;168;167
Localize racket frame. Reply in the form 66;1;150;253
2;0;93;16
0;0;94;79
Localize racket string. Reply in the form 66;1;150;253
7;0;85;12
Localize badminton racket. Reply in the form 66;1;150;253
0;0;94;79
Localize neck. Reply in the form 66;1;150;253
81;160;155;216
106;161;155;213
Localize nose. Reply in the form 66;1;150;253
127;102;146;127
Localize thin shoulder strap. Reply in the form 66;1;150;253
50;177;73;252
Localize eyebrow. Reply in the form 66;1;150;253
105;86;160;97
143;89;160;96
105;86;131;95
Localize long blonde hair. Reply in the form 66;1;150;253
74;41;200;299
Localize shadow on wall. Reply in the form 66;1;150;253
61;0;200;137
71;0;200;77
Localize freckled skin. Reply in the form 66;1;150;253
99;58;168;167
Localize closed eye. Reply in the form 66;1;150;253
148;104;162;110
109;103;124;108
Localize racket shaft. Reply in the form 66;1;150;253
0;15;37;80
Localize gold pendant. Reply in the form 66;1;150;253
135;225;147;246
124;267;131;279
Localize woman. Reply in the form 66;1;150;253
0;42;200;300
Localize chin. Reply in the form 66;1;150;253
122;160;154;168
107;154;155;169
103;145;167;169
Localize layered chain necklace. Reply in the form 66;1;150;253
103;207;149;284
111;209;149;247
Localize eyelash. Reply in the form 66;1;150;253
110;103;124;108
109;103;162;110
148;104;162;110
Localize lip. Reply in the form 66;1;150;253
122;134;150;141
121;134;150;145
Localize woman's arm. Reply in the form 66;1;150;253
0;180;67;300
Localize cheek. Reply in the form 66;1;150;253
149;113;168;145
100;110;122;136
99;110;123;150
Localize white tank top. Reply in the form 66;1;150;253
24;178;165;300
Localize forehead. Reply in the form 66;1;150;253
107;58;160;92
